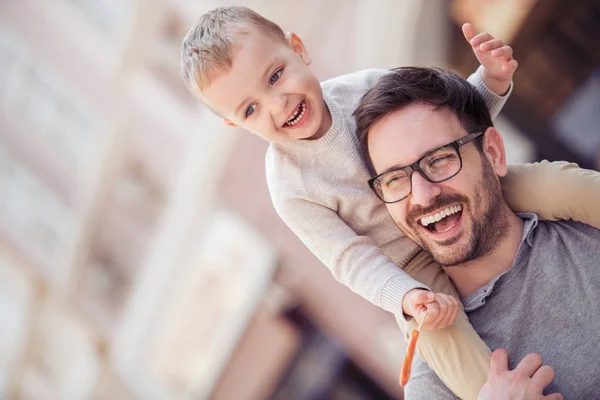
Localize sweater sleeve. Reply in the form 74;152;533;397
467;65;512;120
273;195;429;314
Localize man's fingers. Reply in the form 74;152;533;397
544;393;564;400
470;32;494;47
514;353;543;377
532;365;555;391
489;349;509;376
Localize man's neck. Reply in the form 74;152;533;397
443;211;525;298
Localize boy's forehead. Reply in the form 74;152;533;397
201;30;287;114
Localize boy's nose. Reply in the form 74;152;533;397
409;172;441;207
268;92;288;117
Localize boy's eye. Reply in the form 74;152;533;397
270;69;282;85
245;104;256;118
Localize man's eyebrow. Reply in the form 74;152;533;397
233;59;279;117
380;162;410;175
379;147;437;175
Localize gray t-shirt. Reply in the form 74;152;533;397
405;214;600;399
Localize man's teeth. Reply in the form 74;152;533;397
285;101;306;126
420;205;462;227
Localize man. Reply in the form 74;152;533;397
354;67;600;399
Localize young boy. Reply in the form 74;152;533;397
180;6;600;399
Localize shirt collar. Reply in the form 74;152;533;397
462;213;539;312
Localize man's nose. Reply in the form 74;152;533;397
409;172;441;207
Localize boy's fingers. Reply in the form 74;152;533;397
462;23;477;42
470;32;494;47
424;302;439;322
503;59;519;72
450;301;459;325
444;297;459;326
491;45;513;59
480;38;505;51
430;297;449;328
412;290;435;306
489;349;509;376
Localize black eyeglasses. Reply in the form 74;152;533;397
368;132;484;203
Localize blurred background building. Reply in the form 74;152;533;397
0;0;598;399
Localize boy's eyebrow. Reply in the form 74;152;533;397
233;59;279;117
234;96;251;117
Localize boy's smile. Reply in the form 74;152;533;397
201;29;331;144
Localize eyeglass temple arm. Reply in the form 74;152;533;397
457;131;484;146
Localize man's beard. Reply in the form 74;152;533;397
404;159;509;267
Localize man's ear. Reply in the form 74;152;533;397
286;32;311;65
482;127;507;177
223;119;237;127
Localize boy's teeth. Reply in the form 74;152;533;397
420;205;462;227
285;101;306;126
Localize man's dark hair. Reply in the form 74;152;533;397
354;67;494;176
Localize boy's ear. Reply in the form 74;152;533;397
482;127;507;177
286;32;311;65
223;119;237;127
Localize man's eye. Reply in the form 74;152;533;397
385;173;407;188
270;69;282;85
245;104;256;118
430;154;454;166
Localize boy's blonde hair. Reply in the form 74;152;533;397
180;6;286;97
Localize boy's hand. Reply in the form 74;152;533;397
462;23;518;96
402;289;460;330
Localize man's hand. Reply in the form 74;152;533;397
462;23;518;96
402;289;459;330
478;349;563;400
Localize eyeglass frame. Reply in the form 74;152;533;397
367;131;485;204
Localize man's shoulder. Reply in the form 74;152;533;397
320;68;389;101
536;218;600;240
530;218;600;258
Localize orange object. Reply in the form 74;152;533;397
400;329;420;386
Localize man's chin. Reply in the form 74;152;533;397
420;237;472;267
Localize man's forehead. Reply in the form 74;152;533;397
370;105;463;168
